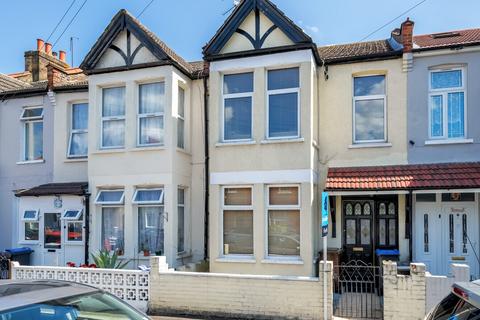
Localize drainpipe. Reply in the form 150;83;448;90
203;75;210;261
84;193;91;264
408;190;413;262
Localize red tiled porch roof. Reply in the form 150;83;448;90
326;162;480;191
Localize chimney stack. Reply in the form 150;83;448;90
37;38;45;52
59;50;66;62
45;43;52;55
401;18;414;53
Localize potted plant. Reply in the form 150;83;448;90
155;250;162;256
141;243;150;257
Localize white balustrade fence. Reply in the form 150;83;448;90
11;262;149;312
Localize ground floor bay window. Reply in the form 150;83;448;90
267;186;300;257
96;190;125;255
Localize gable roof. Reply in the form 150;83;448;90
203;0;317;61
80;9;194;78
413;28;480;51
318;39;400;64
0;74;32;93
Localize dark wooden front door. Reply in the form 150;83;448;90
343;200;375;264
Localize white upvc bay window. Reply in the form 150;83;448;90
68;103;88;157
222;72;254;141
101;87;125;149
96;189;125;255
138;82;165;146
21;106;43;161
177;87;185;149
177;187;186;253
267;67;300;139
429;68;466;140
353;75;387;144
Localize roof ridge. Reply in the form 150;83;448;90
414;26;480;39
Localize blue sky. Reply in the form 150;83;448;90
1;0;479;74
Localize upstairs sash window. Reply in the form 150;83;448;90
68;103;88;157
21;107;43;161
138;82;165;146
102;87;125;148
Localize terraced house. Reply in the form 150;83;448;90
0;0;479;286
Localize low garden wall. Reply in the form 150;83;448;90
149;256;333;320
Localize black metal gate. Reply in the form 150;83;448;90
0;254;10;279
333;260;383;319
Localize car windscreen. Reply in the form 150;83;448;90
429;292;480;320
0;282;70;297
0;291;149;320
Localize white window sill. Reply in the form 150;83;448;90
260;137;304;145
131;145;166;152
16;159;45;165
177;251;192;259
92;148;125;155
261;257;304;265
425;138;473;145
348;142;392;149
176;148;191;155
18;241;40;245
64;157;87;163
215;140;256;147
215;256;256;264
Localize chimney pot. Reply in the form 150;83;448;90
45;43;53;55
52;52;58;58
37;38;45;52
59;50;66;62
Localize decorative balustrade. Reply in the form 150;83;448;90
11;262;149;311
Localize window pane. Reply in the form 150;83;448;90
25;122;43;161
430;95;443;137
178;189;185;205
223;73;253;94
177;118;184;149
268;210;300;256
424;214;429;253
44;212;61;249
138;206;164;254
417;193;436;202
23;210;37;220
360;219;370;245
22;108;43;119
102;207;124;254
379;219;386;246
69;132;88;156
134;189;162;203
178;206;185;253
223;210;253;254
389;219;396;245
442;193;475;202
97;190;124;203
178;87;185;117
268;68;299;90
224;97;252;140
269;186;298;206
25;222;39;241
102;119;125;147
346;219;356;244
431;70;462;89
224;188;251;206
354;75;385;96
64;210;80;219
139;116;163;145
139;82;164;114
72;103;88;130
68;221;83;241
448;92;465;138
379;203;386;215
268;92;298;138
354;99;385;141
102;87;125;117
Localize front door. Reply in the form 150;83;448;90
415;202;478;277
43;212;63;266
343;200;374;264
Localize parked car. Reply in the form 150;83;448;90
0;280;150;319
426;280;480;320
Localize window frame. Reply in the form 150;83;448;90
266;67;301;140
67;102;89;158
221;71;254;143
137;81;165;147
221;185;254;257
132;188;164;205
100;86;126;150
95;189;125;205
21;106;44;162
20;209;40;243
135;197;165;255
352;74;387;144
177;187;186;254
21;209;39;222
265;184;301;258
62;209;83;221
100;206;125;255
428;67;467;140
